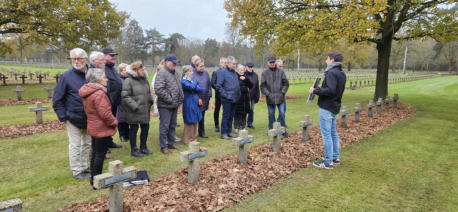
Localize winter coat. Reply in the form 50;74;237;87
235;74;253;116
260;67;289;105
181;78;203;124
211;67;223;97
121;68;154;124
245;71;260;103
105;64;123;108
215;67;241;103
53;66;88;129
116;74;127;123
79;83;118;138
193;69;212;111
313;62;346;114
154;66;184;108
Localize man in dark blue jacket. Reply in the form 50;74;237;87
53;48;91;180
216;56;241;140
309;51;346;169
193;58;212;138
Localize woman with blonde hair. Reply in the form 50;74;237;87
121;61;154;157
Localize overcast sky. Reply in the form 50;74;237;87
110;0;231;42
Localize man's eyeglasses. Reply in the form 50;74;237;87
269;61;276;64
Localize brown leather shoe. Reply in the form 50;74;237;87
167;144;181;149
161;148;171;154
199;134;208;138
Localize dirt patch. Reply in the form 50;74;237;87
60;105;415;212
0;120;65;139
0;98;52;106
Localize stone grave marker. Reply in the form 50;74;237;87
0;198;22;212
232;130;254;164
19;75;27;84
37;74;44;84
0;74;7;85
368;100;375;117
28;72;34;80
393;93;399;108
14;73;18;81
349;80;353;89
268;122;285;153
340;106;349;128
44;87;54;98
385;96;391;111
354;103;362;123
359;80;362;87
376;98;383;115
13;86;25;101
298;115;313;142
28;102;49;124
93;160;137;212
180;141;208;183
54;73;61;83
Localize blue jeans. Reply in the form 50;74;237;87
319;108;340;164
221;101;236;135
247;99;255;127
267;103;286;129
277;98;287;127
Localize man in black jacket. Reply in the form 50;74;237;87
211;57;227;132
309;51;346;169
245;62;259;129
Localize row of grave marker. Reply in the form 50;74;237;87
0;72;61;85
12;86;55;101
1;94;401;211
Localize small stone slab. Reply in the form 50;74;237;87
28;102;49;124
268;122;285;153
340;106;349;128
180;142;207;183
0;198;22;212
233;130;254;164
299;115;312;142
354;103;362;123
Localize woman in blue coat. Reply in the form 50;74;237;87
181;65;203;144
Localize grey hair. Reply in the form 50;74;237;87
275;59;283;65
182;65;194;74
195;58;205;66
85;68;105;83
236;64;245;72
219;57;227;63
89;51;104;64
227;56;237;64
191;55;200;64
69;48;88;59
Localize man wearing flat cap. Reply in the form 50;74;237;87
260;56;290;137
154;54;184;154
245;62;259;129
102;47;123;148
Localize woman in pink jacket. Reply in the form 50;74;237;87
79;68;118;187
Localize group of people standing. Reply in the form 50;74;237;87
52;45;297;187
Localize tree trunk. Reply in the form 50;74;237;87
375;36;393;100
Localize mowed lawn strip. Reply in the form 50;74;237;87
227;76;458;212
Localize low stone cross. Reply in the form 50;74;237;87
44;87;54;98
0;198;22;212
393;93;399;108
13;86;25;101
299;115;313;142
368;100;375;117
19;75;27;84
268;122;285;153
28;102;49;124
93;160;137;212
376;98;383;115
54;74;61;83
349;80;353;89
385;96;391;111
354;103;362;123
28;72;34;80
0;74;7;85
340;106;349;128
14;73;18;81
232;130;254;164
359;80;362;87
37;74;44;84
180;141;207;183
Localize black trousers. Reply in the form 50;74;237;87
90;137;110;185
213;93;221;128
234;113;247;130
198;110;206;136
117;122;130;139
129;123;149;151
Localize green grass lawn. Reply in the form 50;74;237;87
0;64;67;75
0;76;456;211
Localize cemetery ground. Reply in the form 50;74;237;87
0;76;456;211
